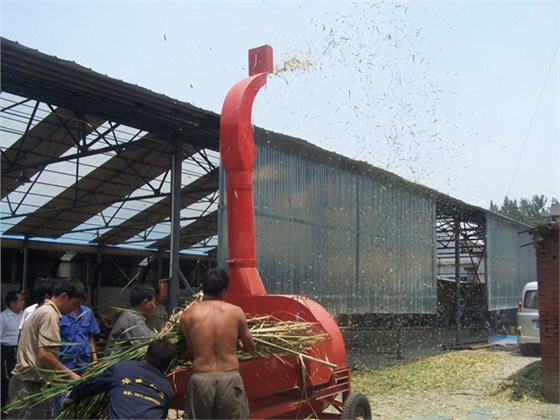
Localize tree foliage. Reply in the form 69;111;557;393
489;195;558;226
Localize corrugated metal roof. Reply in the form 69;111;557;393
1;37;220;254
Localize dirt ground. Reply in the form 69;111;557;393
344;327;560;419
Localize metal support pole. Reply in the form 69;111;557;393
454;216;462;344
96;247;102;310
168;139;183;315
22;236;29;292
11;251;17;284
85;254;91;305
354;178;360;294
157;251;163;282
396;314;403;359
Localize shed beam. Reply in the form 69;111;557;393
168;139;183;313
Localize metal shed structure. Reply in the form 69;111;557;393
219;130;536;317
1;37;220;308
1;37;536;319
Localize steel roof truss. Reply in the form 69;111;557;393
188;144;218;172
10;101;40;167
5;164;48;217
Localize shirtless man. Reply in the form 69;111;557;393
179;268;255;419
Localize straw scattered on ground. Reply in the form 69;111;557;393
489;360;545;403
350;348;558;419
352;350;504;395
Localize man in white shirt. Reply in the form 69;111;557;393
0;290;25;415
18;277;54;332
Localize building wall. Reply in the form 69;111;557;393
533;223;559;403
219;135;437;315
218;130;541;316
486;215;537;310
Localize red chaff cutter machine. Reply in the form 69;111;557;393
168;46;371;419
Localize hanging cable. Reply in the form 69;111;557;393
506;39;560;198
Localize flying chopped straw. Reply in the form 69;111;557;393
274;56;313;74
5;294;332;419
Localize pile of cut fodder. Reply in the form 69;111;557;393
6;295;332;419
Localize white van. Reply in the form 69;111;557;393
517;281;540;356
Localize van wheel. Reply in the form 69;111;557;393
341;392;371;420
519;344;540;356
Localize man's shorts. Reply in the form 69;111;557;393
184;370;249;419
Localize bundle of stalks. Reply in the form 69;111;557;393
6;295;331;419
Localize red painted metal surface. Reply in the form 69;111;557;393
219;45;272;310
169;360;350;419
168;45;351;419
248;45;273;76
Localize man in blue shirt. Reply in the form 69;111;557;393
67;338;175;419
59;299;100;374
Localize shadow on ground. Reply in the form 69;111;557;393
343;326;498;370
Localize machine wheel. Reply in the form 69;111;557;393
341;392;371;420
469;323;482;337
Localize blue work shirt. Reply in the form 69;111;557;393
71;360;174;419
59;305;100;373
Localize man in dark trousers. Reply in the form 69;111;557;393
0;290;25;416
67;338;175;419
180;268;256;419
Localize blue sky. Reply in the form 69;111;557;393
1;0;558;209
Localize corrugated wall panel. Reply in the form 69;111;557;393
486;214;536;310
357;179;437;313
219;141;437;315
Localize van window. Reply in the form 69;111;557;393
524;290;538;309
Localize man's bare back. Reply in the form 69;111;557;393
179;298;255;373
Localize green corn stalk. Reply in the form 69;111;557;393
6;295;329;419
